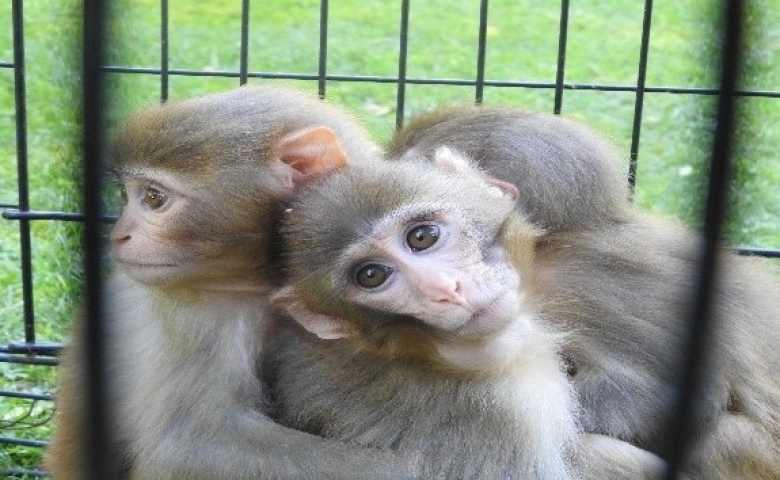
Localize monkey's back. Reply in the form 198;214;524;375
535;214;780;477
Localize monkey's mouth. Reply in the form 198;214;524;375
117;261;178;269
115;261;180;279
471;296;501;321
463;295;506;330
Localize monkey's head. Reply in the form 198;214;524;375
387;105;631;233
274;147;542;369
107;86;375;293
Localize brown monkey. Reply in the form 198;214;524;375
267;147;668;479
387;106;632;233
45;86;415;479
389;106;780;478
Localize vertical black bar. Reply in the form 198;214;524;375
663;1;744;478
553;0;570;114
160;0;169;101
11;0;35;345
395;0;410;129
317;0;328;98
239;0;250;85
82;1;118;478
627;0;654;194
474;0;489;104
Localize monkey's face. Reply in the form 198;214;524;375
110;168;271;292
336;203;523;338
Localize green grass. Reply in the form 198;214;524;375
1;0;778;473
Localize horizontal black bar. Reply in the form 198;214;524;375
2;209;117;222
0;353;59;366
733;247;780;258
2;63;779;99
98;65;780;98
7;341;61;356
0;202;17;208
0;61;13;68
0;437;48;448
0;389;54;401
1;468;49;479
2;210;778;258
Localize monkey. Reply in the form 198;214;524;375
265;146;671;479
388;106;780;478
386;105;632;234
44;85;418;479
534;218;780;479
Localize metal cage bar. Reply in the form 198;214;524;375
239;0;250;86
11;0;35;347
628;0;655;193
395;0;410;129
81;1;117;478
317;0;329;98
61;64;780;98
160;0;169;101
663;1;745;477
0;0;778;477
474;0;489;104
553;0;570;115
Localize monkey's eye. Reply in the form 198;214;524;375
355;264;392;289
118;184;128;205
407;224;440;252
143;187;168;210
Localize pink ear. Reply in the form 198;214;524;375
277;126;349;187
431;146;474;174
270;286;350;340
433;146;519;202
485;178;519;202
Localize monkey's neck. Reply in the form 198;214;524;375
112;275;274;358
107;273;272;441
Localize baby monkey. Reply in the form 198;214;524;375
388;105;780;478
267;148;666;479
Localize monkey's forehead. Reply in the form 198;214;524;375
285;167;515;266
292;161;516;225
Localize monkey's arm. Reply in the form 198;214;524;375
572;433;670;480
128;411;415;480
120;306;415;480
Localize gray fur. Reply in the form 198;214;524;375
46;86;413;479
537;215;780;479
389;106;780;478
387;106;631;233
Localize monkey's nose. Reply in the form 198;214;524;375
110;232;131;245
422;274;469;307
109;216;134;244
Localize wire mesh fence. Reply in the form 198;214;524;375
1;0;778;477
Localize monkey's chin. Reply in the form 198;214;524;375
457;290;522;337
115;261;183;286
